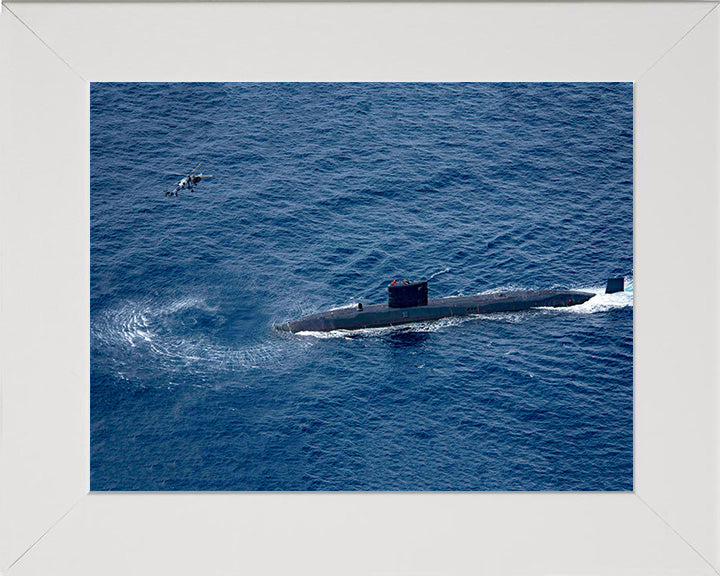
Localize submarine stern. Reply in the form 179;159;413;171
548;290;595;307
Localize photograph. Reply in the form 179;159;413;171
91;82;633;491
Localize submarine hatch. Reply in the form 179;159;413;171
388;281;428;308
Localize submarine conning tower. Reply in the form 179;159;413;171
388;280;428;308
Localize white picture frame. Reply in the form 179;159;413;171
1;2;719;574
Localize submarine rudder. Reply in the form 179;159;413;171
605;277;625;294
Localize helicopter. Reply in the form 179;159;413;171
164;163;213;196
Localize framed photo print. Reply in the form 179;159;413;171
1;2;718;574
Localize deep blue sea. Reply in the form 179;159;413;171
91;83;633;491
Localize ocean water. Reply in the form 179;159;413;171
91;83;633;491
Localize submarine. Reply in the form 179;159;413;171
275;277;625;333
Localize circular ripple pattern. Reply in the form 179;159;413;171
91;83;633;491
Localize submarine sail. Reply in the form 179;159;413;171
388;280;428;308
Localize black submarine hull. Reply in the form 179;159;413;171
276;289;595;333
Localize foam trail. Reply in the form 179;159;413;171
428;267;452;281
562;280;633;314
93;295;315;375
